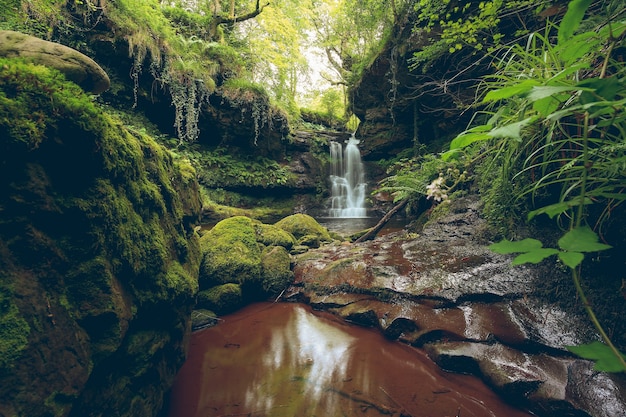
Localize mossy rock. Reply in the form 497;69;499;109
191;309;218;331
261;246;294;296
274;214;332;248
199;216;262;288
197;284;243;315
0;57;202;417
254;222;297;249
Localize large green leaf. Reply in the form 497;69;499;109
489;238;543;254
558;251;584;268
487;116;538;141
449;132;492;150
512;248;560;265
527;86;582;102
527;198;593;220
558;226;612;253
483;80;539;102
558;0;594;45
568;341;626;372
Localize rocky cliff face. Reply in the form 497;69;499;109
0;57;202;417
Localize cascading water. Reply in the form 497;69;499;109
329;134;367;218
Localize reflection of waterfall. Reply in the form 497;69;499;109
329;134;367;218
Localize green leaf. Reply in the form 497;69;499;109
487;116;538;141
449;132;492;150
558;226;612;252
527;86;581;102
512;248;560;265
489;238;543;254
532;96;561;118
528;198;593;220
578;77;620;102
558;0;594;45
568;341;626;372
483;80;539;102
558;251;584;268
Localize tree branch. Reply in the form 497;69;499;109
214;0;270;26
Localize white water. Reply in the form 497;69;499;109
329;134;367;218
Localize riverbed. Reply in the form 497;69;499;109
167;302;533;417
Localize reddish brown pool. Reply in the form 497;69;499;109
167;302;534;417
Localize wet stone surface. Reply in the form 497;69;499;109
288;196;626;417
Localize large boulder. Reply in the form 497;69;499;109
199;216;263;288
0;30;110;94
0;58;201;417
198;216;297;303
274;213;333;248
289;195;626;417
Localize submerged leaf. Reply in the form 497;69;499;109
568;341;626;372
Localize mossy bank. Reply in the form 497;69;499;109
0;57;202;417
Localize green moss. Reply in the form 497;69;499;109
199;216;262;288
0;58;103;150
0;54;203;417
254;223;297;249
274;214;332;247
0;284;30;369
162;261;199;300
261;246;293;296
197;283;243;315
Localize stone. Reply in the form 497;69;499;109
289;195;624;417
0;30;110;94
0;59;201;417
197;284;243;315
275;213;333;247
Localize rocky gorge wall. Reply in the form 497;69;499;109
0;56;202;417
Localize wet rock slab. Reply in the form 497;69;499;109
289;197;626;417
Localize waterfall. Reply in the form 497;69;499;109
329;134;367;218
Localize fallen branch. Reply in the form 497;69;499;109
354;198;409;243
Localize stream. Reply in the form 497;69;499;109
167;302;533;417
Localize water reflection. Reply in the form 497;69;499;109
243;306;355;414
168;303;534;417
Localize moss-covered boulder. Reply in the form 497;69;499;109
199;216;262;288
261;246;294;296
197;283;243;315
0;58;201;417
0;30;110;94
274;214;333;248
254;222;297;249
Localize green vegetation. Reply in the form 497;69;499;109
0;284;30;369
438;0;626;371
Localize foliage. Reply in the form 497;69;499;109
0;284;30;369
376;153;470;207
410;0;543;70
447;0;626;371
183;145;295;189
